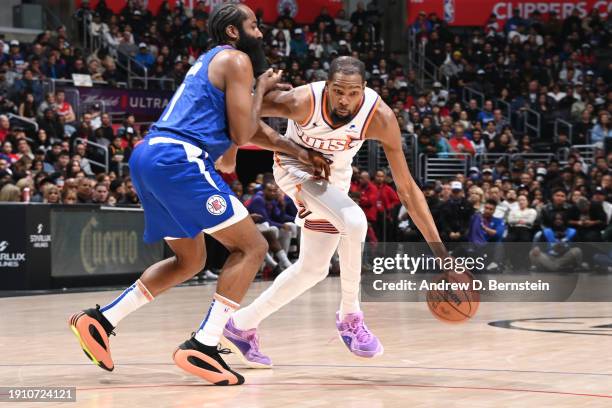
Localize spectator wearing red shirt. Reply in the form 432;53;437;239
0;114;10;143
374;170;400;215
355;171;379;241
449;122;476;159
356;171;378;222
373;170;400;240
55;90;76;123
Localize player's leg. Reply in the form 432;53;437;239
223;227;340;367
68;235;205;372
297;179;383;358
173;215;267;385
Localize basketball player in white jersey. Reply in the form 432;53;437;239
222;56;447;366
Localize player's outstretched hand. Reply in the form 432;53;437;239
298;149;332;180
256;69;284;94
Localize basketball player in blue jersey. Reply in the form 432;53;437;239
68;4;329;386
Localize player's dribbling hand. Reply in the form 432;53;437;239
256;69;284;93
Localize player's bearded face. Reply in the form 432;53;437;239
236;26;269;76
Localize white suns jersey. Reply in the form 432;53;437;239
277;81;380;194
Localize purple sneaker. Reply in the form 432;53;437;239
336;311;384;358
220;318;272;369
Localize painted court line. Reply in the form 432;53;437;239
1;362;611;377
75;383;612;399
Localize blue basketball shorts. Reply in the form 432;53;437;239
129;135;248;243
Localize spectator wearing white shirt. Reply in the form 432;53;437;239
506;194;537;242
496;189;520;222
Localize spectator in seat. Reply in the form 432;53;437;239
471;129;487;154
117;114;136;139
134;43;154;74
67;159;84;179
573;110;593;144
568;197;606;242
373;169;400;241
36;92;57;119
18;92;36;119
68;58;88;77
38;108;63;141
16;138;33;160
440;181;473;242
477;100;494;124
53;150;70;176
61;188;78;204
591;111;611;145
356;170;379;237
2;140;18;163
529;213;582;271
119;176;139;205
468;198;505;244
496;188;519;222
74;143;94;175
247;182;294;270
314;7;336;34
76;177;93;203
506;194;537;242
94;112;114;144
0;114;10;142
592;186;611;224
539;188;572;230
449;123;475;158
0;182;20;202
42;183;60;204
92;182;109;204
108;136;125;174
42;52;66;79
55;90;76;123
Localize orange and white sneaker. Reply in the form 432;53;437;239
173;336;245;386
68;305;116;372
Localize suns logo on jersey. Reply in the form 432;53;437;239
299;134;360;151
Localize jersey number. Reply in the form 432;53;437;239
161;61;203;121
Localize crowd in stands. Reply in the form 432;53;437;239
0;1;611;273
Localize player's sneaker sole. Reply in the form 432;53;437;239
172;338;245;386
337;333;384;358
219;335;273;369
68;312;114;371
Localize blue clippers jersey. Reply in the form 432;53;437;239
150;45;233;162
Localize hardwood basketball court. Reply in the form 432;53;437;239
1;278;611;407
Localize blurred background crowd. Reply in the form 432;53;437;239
0;0;610;275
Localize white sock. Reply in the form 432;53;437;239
194;293;239;346
233;229;339;330
100;279;154;327
264;252;278;268
275;249;292;268
279;226;292;253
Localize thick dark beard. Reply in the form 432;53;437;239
330;109;355;124
236;27;269;76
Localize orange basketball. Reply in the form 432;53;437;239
426;271;480;323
